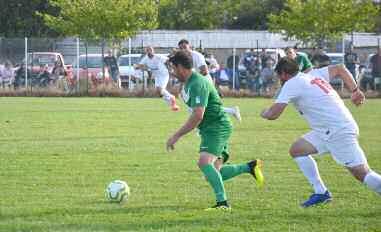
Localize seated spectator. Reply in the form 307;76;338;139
1;60;14;88
205;54;220;81
36;64;51;87
14;63;31;89
259;59;275;94
215;64;230;86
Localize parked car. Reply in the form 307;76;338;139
118;54;148;88
72;54;111;87
28;52;72;75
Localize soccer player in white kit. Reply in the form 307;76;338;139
261;57;381;207
177;39;241;122
135;46;179;111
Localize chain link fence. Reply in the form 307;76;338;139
0;31;380;97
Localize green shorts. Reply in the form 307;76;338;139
199;126;232;163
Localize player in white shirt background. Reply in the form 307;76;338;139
261;57;381;207
135;46;179;111
177;39;242;122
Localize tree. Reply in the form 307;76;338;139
158;0;239;29
268;0;379;46
228;0;285;30
0;0;58;37
38;0;158;42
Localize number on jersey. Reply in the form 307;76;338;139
310;77;333;94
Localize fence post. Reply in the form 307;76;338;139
76;37;80;93
232;47;236;91
25;37;28;89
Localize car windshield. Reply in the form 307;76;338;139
28;54;56;66
73;56;104;68
118;57;141;66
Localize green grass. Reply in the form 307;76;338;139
0;97;380;232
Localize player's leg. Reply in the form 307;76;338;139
155;75;179;111
199;130;230;210
290;133;331;207
199;152;229;210
222;106;241;122
217;144;264;187
328;133;381;195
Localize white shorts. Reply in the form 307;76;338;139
303;130;367;167
154;75;169;88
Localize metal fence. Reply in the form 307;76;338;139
0;32;380;96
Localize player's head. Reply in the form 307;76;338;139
178;39;191;51
275;57;299;85
145;46;155;58
168;50;193;82
314;54;330;68
285;47;297;60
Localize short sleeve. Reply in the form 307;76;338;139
309;67;330;82
275;79;301;104
139;56;148;65
193;52;207;69
189;83;209;108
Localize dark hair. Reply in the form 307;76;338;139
274;57;299;76
178;39;190;46
169;50;193;69
315;54;330;68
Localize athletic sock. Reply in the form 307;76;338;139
364;170;381;195
160;89;173;105
294;156;328;194
222;107;235;116
220;163;250;181
200;164;227;202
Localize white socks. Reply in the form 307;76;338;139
223;107;235;116
364;171;381;195
294;156;328;194
160;89;173;105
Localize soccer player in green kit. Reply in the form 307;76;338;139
166;50;264;211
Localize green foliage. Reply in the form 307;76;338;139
229;0;285;30
0;0;58;37
38;0;158;42
158;0;239;29
268;0;379;46
0;98;381;231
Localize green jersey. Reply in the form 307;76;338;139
296;52;313;72
181;72;231;131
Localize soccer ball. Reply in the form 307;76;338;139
105;180;130;203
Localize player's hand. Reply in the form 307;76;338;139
351;89;365;106
166;135;179;152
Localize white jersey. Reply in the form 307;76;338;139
275;68;358;137
139;54;169;79
191;50;207;72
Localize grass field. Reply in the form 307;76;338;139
0;97;380;232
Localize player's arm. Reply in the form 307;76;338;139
260;103;288;120
328;64;365;106
166;107;204;151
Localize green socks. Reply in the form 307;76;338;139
220;163;250;181
200;164;227;202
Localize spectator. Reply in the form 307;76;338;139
344;44;360;81
14;63;31;89
104;50;119;82
311;47;326;67
259;59;276;94
205;54;220;81
226;52;240;90
51;59;65;84
36;64;51;87
215;64;230;87
285;47;313;73
362;48;381;91
1;60;14;88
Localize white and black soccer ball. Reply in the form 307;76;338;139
105;180;130;203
